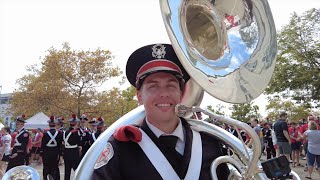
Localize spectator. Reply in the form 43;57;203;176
31;128;43;164
0;127;11;177
271;124;279;157
301;115;320;170
274;112;291;161
248;118;264;153
303;121;320;179
288;122;302;167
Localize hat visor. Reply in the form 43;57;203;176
136;70;184;90
16;119;26;123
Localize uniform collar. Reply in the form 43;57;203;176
146;118;185;143
19;127;25;133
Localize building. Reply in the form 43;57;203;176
0;93;13;126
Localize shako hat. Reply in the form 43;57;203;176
96;117;104;127
80;113;88;121
89;118;97;125
126;43;190;90
16;114;27;123
56;117;65;124
69;114;80;123
47;116;56;124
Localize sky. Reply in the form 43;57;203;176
0;0;319;117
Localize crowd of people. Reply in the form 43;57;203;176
0;113;108;180
219;112;320;179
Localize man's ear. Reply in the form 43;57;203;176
136;90;143;105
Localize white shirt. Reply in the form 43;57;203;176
1;134;12;155
146;118;185;155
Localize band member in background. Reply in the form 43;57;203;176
79;114;90;161
0;127;11;177
89;117;104;146
42;116;63;180
6;114;29;172
63;114;81;180
56;117;65;166
91;43;229;179
263;123;276;159
88;118;97;134
25;131;33;166
56;117;65;132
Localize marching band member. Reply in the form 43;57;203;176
41;116;63;180
56;117;65;132
56;116;65;166
91;44;229;179
79;114;90;161
6;115;29;172
88;118;97;134
89;117;104;146
63;114;81;180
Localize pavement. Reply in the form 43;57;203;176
2;155;319;180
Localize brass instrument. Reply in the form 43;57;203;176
75;0;301;179
2;166;40;180
3;0;300;179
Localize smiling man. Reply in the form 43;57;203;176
91;43;229;180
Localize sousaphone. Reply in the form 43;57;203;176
79;0;296;179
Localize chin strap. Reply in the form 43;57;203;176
113;125;142;142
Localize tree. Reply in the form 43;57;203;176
206;104;226;115
0;117;4;125
94;86;138;125
10;42;122;118
265;8;320;104
265;96;310;123
230;103;260;122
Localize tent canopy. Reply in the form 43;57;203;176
24;112;49;130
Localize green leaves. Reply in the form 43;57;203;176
266;8;320;103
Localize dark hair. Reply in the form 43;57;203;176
279;111;287;118
3;126;11;134
251;118;258;123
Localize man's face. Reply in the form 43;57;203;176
250;120;257;127
137;72;182;125
90;124;97;130
80;120;86;127
282;115;288;121
16;122;24;130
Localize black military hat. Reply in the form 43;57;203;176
47;116;56;124
89;118;97;125
126;43;190;90
96;117;104;127
80;113;88;121
69;114;80;123
56;117;65;124
16;114;27;123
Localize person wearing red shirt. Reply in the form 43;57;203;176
288;122;302;167
31;128;43;164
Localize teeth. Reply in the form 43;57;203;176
156;104;171;107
